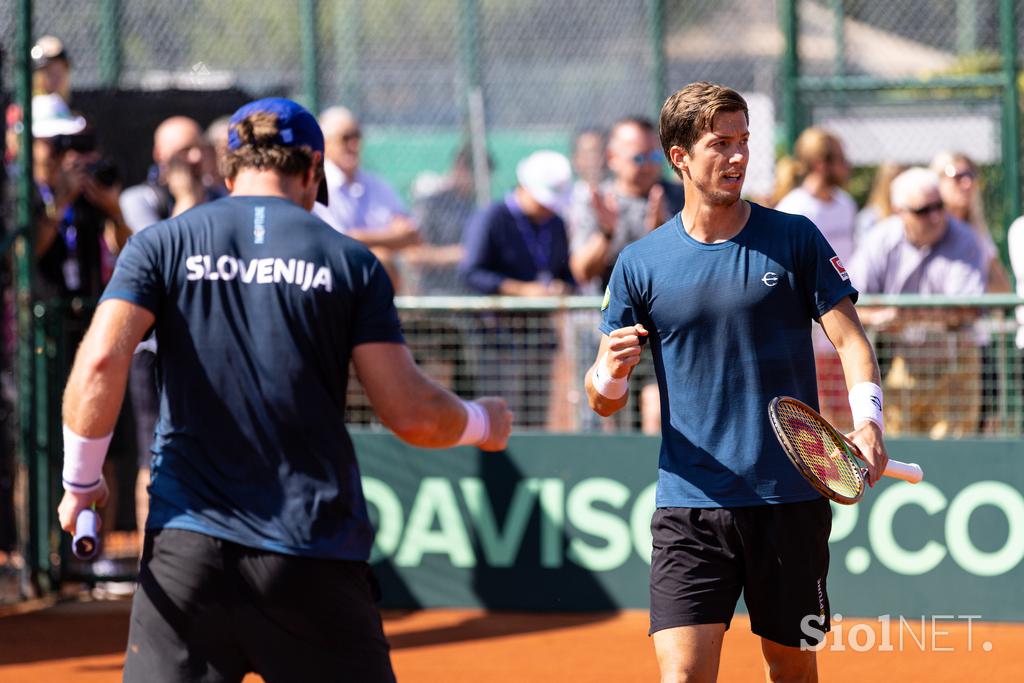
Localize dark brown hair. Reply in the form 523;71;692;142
220;111;317;180
659;82;748;178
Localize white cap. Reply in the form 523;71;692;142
516;150;573;216
32;93;86;138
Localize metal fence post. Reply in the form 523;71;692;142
15;0;40;591
333;0;363;113
99;0;122;88
31;304;51;589
780;0;800;154
300;0;320;114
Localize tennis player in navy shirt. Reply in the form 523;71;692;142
585;83;889;682
57;97;511;682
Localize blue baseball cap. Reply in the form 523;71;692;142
228;97;329;205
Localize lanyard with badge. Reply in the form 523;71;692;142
39;182;81;291
505;194;553;283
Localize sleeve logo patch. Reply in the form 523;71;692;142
601;286;611;311
830;256;850;281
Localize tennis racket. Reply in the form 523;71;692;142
72;507;100;560
768;396;923;505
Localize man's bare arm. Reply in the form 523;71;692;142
58;299;154;533
585;324;648;417
352;342;511;451
64;299;156;435
820;296;888;484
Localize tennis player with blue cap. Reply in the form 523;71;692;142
57;97;512;682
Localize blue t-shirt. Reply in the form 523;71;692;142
101;195;404;560
601;202;857;508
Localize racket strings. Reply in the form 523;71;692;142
776;402;862;498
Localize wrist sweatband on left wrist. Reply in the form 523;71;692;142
849;382;884;433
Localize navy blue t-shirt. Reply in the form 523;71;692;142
101;195;404;560
601;202;857;508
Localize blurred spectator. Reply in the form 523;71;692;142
1008;216;1024;351
4;36;73;178
460;150;575;428
119;116;215;232
5;104;25;178
849;167;986;438
774;128;856;264
566;127;607;240
405;144;484;295
31;35;72;102
567;117;681;434
461;150;574;296
768;155;802;207
855;162;906;237
774;127;856;428
931;151;1012;433
569;116;682;293
572;128;607;189
32;95;129;298
314;106;419;290
201;115;231;194
930;151;1012;293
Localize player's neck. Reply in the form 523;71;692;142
680;195;750;244
228;169;305;206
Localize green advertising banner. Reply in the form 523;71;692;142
353;432;1024;621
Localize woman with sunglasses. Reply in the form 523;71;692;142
931;151;1013;433
930;151;1011;293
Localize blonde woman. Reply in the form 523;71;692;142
774;128;857;427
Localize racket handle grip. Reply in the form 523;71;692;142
883;460;923;484
73;508;100;561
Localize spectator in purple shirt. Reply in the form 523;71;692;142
848;166;986;438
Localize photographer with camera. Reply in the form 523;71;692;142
32;94;130;299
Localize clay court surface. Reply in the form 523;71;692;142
1;599;1022;682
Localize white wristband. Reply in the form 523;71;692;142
62;425;112;492
592;357;629;399
849;382;884;433
456;400;490;446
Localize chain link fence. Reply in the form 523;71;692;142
338;298;1024;438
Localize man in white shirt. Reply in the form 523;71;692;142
849;167;987;438
314;107;420;290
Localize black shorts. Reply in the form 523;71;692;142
123;528;395;683
649;497;832;648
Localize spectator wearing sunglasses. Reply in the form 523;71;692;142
568;116;682;293
848;166;986;438
568;117;682;434
930;151;1012;294
314;106;419;290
